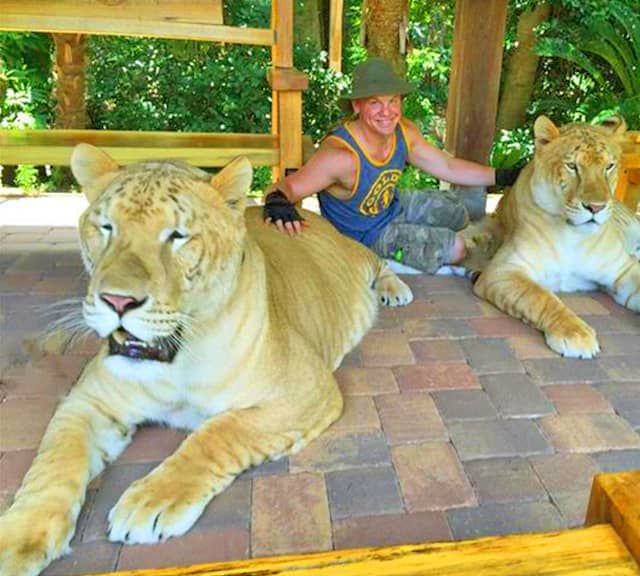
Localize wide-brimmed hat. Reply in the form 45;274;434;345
340;57;415;102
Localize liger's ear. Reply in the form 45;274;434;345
600;114;627;138
210;156;253;211
533;115;560;150
70;144;120;202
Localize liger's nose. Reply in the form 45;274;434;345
100;293;146;316
583;202;606;214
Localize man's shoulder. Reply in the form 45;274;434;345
318;136;358;160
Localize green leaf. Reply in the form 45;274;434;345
536;38;604;83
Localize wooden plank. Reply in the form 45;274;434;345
272;0;294;68
615;132;640;211
0;145;278;167
0;129;280;167
445;0;508;163
586;470;640;564
1;0;223;23
90;525;639;575
277;91;304;172
1;129;279;149
329;0;345;72
267;68;309;91
0;17;273;46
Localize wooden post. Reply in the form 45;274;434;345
585;470;640;564
271;0;304;180
445;0;508;163
329;0;344;72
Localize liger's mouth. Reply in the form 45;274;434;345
108;328;180;363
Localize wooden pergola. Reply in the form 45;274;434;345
0;0;509;175
0;0;637;207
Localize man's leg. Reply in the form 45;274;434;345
372;222;464;274
398;189;470;231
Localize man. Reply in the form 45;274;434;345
264;57;519;273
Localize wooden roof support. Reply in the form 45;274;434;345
445;0;508;163
1;0;309;175
271;0;305;178
329;0;345;72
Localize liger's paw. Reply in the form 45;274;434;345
376;274;413;307
0;508;71;576
545;319;600;359
108;468;212;544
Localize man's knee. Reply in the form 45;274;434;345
447;234;466;264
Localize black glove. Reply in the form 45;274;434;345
263;190;305;224
495;166;523;187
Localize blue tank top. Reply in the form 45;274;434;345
318;121;410;246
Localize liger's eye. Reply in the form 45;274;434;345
99;223;113;234
565;162;578;172
606;162;616;171
169;230;186;241
166;229;190;245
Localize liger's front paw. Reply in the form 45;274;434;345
545;319;600;359
376;274;414;307
0;508;72;576
108;468;212;544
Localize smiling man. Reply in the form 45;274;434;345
264;57;520;273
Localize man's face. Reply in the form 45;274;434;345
352;95;402;136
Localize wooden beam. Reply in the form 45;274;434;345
272;0;294;68
329;0;345;72
615;131;640;212
270;0;304;176
88;524;640;575
0;0;273;46
586;470;640;564
0;129;281;167
267;68;309;91
0;1;224;23
0;17;274;46
445;0;508;163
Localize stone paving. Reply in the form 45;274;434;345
1;213;640;575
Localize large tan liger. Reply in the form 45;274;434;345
0;145;413;576
473;115;640;358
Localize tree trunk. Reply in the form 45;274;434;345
496;2;551;131
53;33;87;129
362;0;408;75
296;0;325;50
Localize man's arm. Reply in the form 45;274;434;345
265;142;355;236
403;119;498;187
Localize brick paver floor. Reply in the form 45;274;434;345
1;198;639;574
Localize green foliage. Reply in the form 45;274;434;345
534;0;639;127
490;128;534;169
0;32;53;190
14;164;42;193
0;32;53;129
88;38;271;133
4;0;638;194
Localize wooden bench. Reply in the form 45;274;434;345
616;131;640;213
93;470;639;575
0;0;309;178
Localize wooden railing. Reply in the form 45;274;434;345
616;131;640;212
0;0;308;177
92;470;640;575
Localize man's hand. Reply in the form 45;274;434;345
263;190;307;236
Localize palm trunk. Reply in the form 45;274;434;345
362;0;408;75
496;2;551;131
53;33;87;129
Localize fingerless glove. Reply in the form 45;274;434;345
263;190;305;223
495;166;522;187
